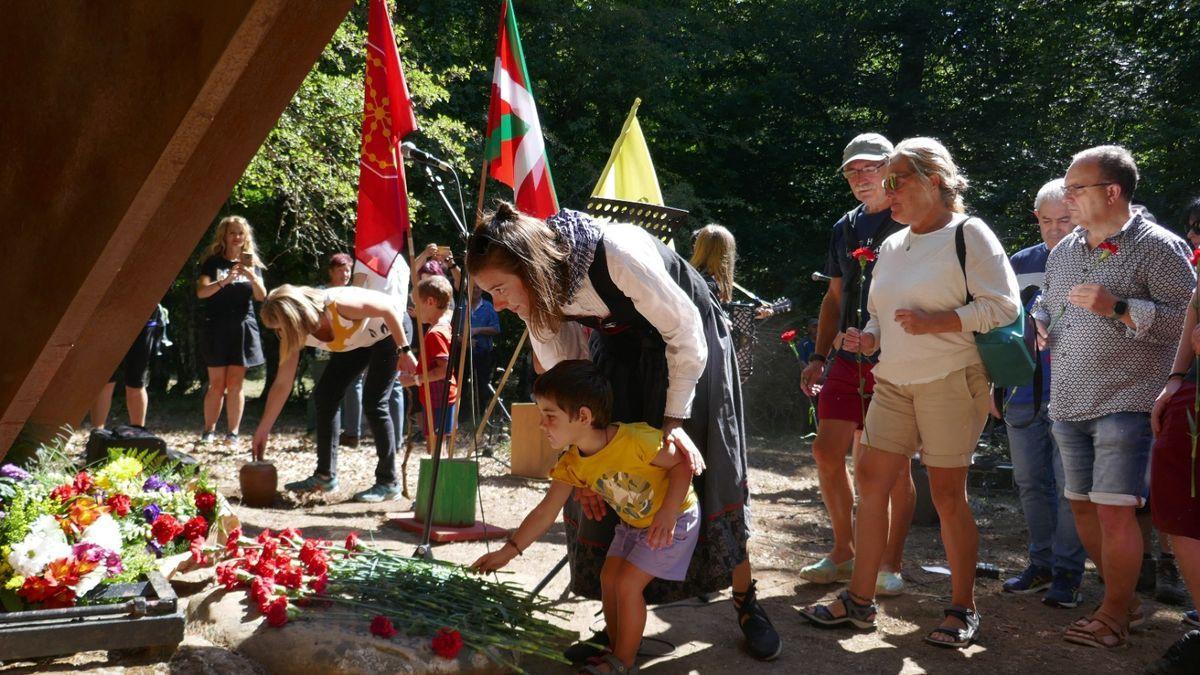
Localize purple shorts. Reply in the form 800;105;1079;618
606;504;700;581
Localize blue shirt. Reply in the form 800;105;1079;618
471;299;500;354
797;337;816;363
1007;243;1052;406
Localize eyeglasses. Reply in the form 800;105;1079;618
1062;182;1115;197
882;172;915;192
841;163;885;180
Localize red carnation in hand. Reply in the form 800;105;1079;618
1190;247;1200;267
194;491;217;514
780;329;797;343
431;627;464;659
370;615;398;638
851;246;877;264
265;596;290;628
151;514;184;545
105;493;131;517
182;515;209;542
72;471;94;494
1098;241;1119;260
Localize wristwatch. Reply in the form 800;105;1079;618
1112;299;1129;318
398;344;412;354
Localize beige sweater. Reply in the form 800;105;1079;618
863;215;1020;385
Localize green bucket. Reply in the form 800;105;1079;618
414;458;478;527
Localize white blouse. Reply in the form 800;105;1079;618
530;222;708;419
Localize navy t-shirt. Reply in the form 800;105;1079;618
822;205;903;357
1007;243;1052;406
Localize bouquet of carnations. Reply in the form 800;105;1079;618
0;444;224;611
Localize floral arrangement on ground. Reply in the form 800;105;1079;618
0;443;225;611
210;528;578;671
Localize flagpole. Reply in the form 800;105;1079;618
591;97;641;197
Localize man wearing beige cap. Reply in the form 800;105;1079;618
799;133;915;595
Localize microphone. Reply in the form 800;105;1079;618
811;271;832;282
401;142;453;172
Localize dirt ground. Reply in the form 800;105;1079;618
1;390;1192;674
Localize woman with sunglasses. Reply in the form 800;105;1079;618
467;202;781;667
799;137;1019;649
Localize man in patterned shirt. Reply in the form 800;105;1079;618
1033;145;1195;648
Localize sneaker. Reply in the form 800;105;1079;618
1145;629;1200;675
1156;555;1192;606
1003;564;1053;594
734;580;782;660
1043;570;1083;608
200;431;216;444
353;483;402;503
799;557;854;584
1137;554;1157;594
876;570;905;597
284;474;338;493
226;432;240;444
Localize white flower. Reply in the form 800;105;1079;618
73;564;108;596
6;516;71;577
80;514;122;553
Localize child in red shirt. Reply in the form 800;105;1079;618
400;275;458;444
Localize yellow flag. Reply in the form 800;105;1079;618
591;99;664;205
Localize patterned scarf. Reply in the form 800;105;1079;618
548;209;603;303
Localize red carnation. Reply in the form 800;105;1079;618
344;532;361;552
279;527;303;542
50;484;76;503
1097;241;1119;261
1190;247;1200;267
265;596;290;628
151;514;184;545
780;329;797;343
194;491;217;514
216;561;242;590
370;615;398;638
105;493;131;517
252;559;277;581
72;471;94;494
182;515;209;542
307;573;328;595
305;556;329;578
431;627;464;659
18;576;54;604
851;246;877;263
276;565;303;590
262;538;279;560
256;529;274;544
250;576;276;606
225;527;243;556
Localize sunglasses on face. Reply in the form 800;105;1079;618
882;172;915;192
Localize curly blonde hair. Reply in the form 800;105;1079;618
259;285;325;359
690;224;736;303
205;215;265;268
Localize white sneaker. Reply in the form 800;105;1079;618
876;570;905;596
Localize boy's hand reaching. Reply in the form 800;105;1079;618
647;509;678;550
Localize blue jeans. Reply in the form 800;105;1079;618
1005;401;1086;574
1051;411;1152;507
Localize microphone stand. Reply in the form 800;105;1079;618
410;160;472;561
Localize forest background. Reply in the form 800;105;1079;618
154;0;1200;425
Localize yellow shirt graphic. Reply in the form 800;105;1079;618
549;422;698;529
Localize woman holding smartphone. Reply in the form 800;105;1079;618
196;215;268;443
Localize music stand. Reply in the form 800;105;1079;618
583;197;689;243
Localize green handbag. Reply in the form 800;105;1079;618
955;219;1035;387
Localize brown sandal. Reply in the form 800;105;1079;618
1063;610;1128;649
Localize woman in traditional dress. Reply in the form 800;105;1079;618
467;202;781;662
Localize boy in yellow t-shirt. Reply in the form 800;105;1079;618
472;360;701;674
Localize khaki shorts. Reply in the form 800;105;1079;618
860;363;991;468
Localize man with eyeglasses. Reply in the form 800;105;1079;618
999;178;1087;609
1032;145;1195;649
799;133;914;596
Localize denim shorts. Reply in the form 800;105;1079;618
1051;412;1151;506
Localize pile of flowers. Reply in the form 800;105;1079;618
0;446;224;611
210;529;574;672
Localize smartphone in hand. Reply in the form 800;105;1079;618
436;245;451;260
241;252;254;269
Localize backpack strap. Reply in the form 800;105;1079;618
954;218;974;304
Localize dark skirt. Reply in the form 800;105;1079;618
561;316;750;603
200;315;265;368
1150;381;1200;539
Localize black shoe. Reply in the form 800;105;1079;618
733;580;782;661
340;433;359;448
1137;555;1156;594
1156;555;1192;606
563;630;609;663
1145;630;1200;675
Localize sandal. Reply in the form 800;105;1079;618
578;654;638;674
1063;610;1128;649
798;589;876;629
923;605;981;649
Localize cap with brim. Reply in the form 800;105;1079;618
840;133;893;170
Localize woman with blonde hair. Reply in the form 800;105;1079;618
196;215;267;443
800;137;1019;649
252;283;417;501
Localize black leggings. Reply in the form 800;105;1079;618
314;339;399;484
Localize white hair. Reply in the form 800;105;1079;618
1034;178;1066;210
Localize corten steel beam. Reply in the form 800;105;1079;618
0;1;352;460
